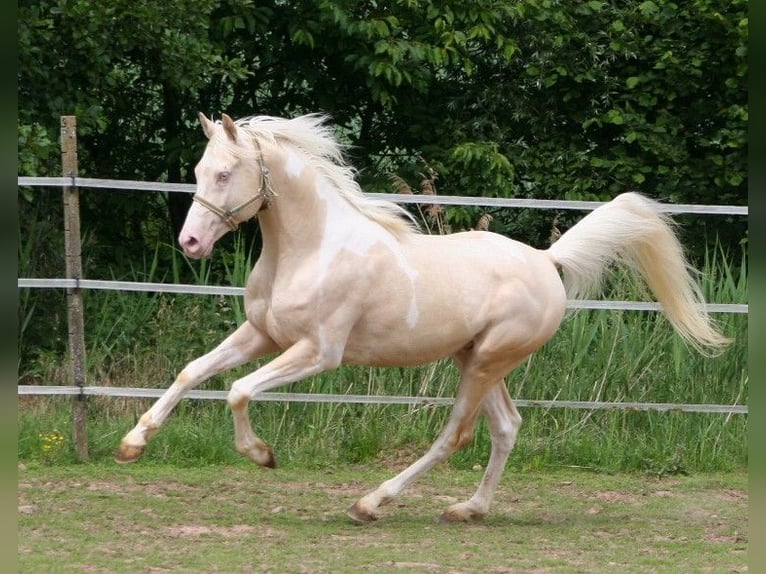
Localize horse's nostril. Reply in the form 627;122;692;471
179;232;200;253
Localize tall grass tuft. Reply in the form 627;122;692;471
18;243;747;473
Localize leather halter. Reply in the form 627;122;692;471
191;139;276;231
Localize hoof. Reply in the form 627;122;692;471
240;443;277;468
114;443;144;464
346;501;379;524
262;448;277;469
439;506;485;523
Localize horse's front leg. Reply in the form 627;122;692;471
227;339;341;467
115;321;278;464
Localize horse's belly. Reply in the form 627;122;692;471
341;324;470;367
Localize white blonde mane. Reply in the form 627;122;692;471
219;114;419;237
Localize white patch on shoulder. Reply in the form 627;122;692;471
315;177;420;329
316;179;376;257
284;149;306;179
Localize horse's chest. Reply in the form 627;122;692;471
265;306;302;348
246;294;316;349
244;263;314;345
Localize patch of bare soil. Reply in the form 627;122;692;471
363;561;443;571
372;442;429;470
164;524;265;538
592;490;641;504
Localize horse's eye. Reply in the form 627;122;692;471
217;171;231;184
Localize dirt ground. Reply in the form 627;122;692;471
18;463;747;573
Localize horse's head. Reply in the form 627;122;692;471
179;113;272;258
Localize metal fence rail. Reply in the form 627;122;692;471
17;277;748;314
18;176;749;215
18;385;748;414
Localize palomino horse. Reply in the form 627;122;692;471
116;113;729;522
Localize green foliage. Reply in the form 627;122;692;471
17;123;56;187
18;0;747;213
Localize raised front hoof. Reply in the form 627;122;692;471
114;443;145;464
346;501;379;524
439;505;486;523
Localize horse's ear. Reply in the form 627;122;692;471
222;114;238;142
198;112;215;139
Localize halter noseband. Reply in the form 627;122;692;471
191;139;276;231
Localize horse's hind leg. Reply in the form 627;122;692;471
116;321;277;463
347;344;530;524
440;383;521;522
347;355;518;523
347;389;485;524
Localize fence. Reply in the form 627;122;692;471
18;117;749;460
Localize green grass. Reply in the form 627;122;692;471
18;462;748;573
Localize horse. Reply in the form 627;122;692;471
116;112;730;523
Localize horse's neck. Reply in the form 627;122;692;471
259;184;378;273
257;202;316;259
256;156;343;259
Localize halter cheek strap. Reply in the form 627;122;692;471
192;186;267;231
191;139;276;231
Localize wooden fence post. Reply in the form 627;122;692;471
61;116;89;462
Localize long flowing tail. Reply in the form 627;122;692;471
546;192;730;355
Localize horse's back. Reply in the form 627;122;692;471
407;230;561;297
410;230;566;328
